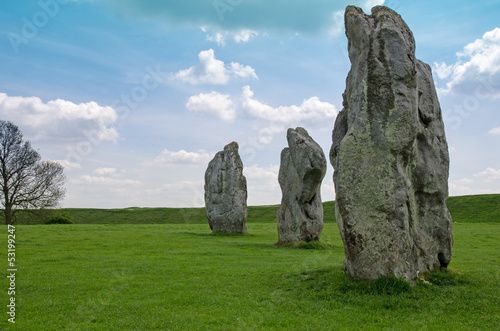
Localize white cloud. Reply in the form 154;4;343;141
143;149;213;167
241;86;274;116
186;91;235;121
433;61;454;79
434;27;500;98
230;62;258;79
240;85;337;144
173;49;226;84
473;167;500;181
93;167;117;176
171;49;258;85
489;127;500;135
242;86;337;123
183;86;336;144
0;92;118;142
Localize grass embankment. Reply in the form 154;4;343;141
446;194;500;223
32;194;500;225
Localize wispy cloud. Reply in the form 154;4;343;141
489;127;500;135
474;167;500;181
202;27;258;46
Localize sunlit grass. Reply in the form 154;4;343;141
1;221;498;330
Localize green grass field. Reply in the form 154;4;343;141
1;195;499;330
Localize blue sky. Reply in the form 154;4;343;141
1;0;499;208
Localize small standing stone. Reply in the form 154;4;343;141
204;142;248;233
277;127;327;244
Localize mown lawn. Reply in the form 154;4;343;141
1;221;499;330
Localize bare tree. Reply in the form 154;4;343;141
0;120;66;225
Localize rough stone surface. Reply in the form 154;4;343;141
277;127;327;244
330;6;453;281
205;142;248;233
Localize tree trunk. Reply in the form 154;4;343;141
5;204;13;225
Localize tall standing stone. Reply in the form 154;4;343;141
330;6;453;281
205;142;248;233
277;127;327;244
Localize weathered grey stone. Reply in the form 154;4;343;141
330;6;453;281
205;142;247;233
277;127;327;244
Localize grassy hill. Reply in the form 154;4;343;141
15;194;500;225
446;194;500;223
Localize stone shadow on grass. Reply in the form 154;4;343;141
285;266;470;301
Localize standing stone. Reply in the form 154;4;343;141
277;127;327;244
205;142;248;233
330;6;453;281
